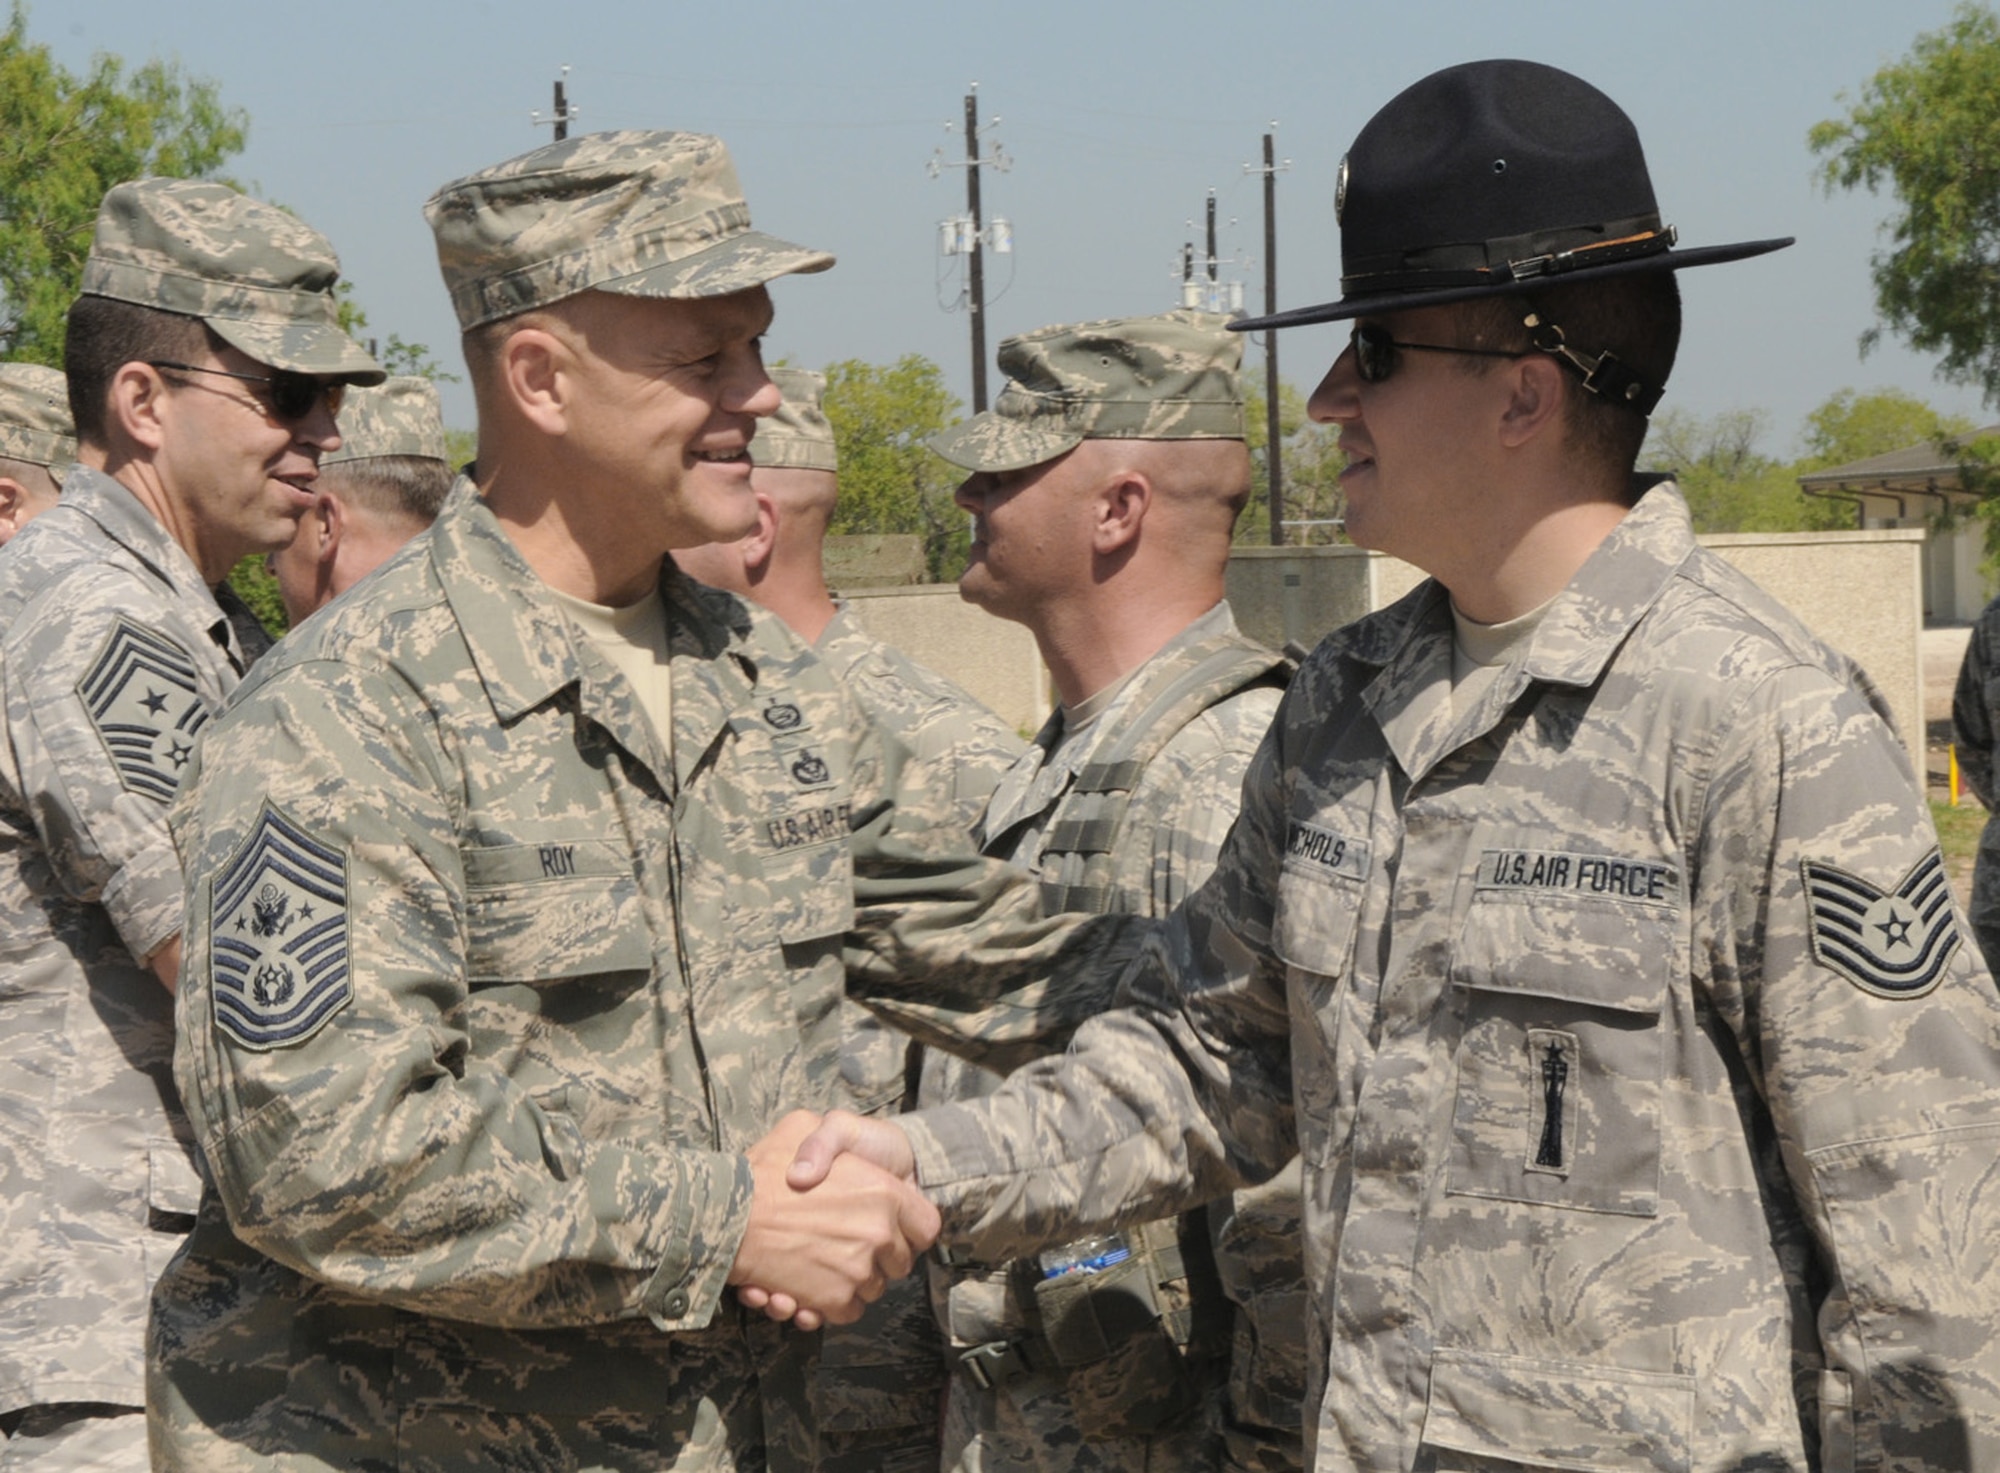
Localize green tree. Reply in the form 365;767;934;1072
1810;5;2000;403
1238;382;1347;546
1798;386;1975;469
820;354;964;580
0;3;247;364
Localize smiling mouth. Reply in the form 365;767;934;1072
695;448;749;465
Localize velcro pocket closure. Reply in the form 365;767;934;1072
1272;863;1361;980
757;822;856;946
1421;1348;1694;1473
463;840;652;982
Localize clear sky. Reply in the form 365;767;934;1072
46;0;1992;450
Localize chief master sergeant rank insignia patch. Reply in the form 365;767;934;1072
1802;850;1960;1000
78;616;210;804
211;803;353;1049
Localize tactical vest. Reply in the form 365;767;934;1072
1035;634;1292;917
947;629;1293;1439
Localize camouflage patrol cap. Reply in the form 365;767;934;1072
0;363;77;470
325;376;449;466
750;367;837;473
424;130;835;331
927;310;1245;474
80;178;384;383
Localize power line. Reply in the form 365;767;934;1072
929;83;1012;413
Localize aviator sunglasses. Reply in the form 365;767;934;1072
1347;321;1534;385
147;361;345;424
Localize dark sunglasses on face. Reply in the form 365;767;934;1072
146;361;345;424
1347;322;1534;385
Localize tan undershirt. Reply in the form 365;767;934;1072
548;583;674;748
1450;593;1558;714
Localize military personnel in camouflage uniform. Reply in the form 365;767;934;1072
0;181;379;1471
1952;599;2000;972
678;365;1026;1473
914;312;1303;1473
0;364;74;547
267;374;454;624
152;130;1138;1473
786;61;2000;1472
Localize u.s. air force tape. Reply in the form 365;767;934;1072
210;803;352;1049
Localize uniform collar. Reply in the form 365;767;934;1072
1340;483;1697;778
57;464;253;670
428;479;768;787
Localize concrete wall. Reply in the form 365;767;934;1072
848;527;1927;773
1701;529;1926;771
841;584;1048;736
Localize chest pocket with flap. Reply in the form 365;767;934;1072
462;840;653;983
1447;892;1673;1217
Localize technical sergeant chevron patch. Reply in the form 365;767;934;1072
1802;849;1960;1000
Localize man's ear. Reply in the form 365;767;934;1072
104;363;173;454
313;494;345;568
740;489;781;575
1093;468;1152;554
501;326;571;437
1498;353;1568;449
0;477;26;545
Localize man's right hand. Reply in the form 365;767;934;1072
727;1110;935;1331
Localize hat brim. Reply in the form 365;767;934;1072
595;230;835;301
1231;237;1794;332
926;415;1083;474
209;317;387;384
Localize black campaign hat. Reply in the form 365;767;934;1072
1234;59;1792;332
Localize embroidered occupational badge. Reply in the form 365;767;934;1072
763;701;805;730
790;749;832;787
211;804;352;1049
1802;850;1960;1000
77;618;209;802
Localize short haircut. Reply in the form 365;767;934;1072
0;456;60;500
1451;273;1682;482
318;455;453;527
63;295;211;447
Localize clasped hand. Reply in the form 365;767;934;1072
727;1109;925;1330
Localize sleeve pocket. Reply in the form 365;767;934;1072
1421;1347;1694;1473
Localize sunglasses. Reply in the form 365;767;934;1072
1347;322;1534;385
147;361;345;424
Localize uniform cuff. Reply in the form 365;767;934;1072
640;1149;754;1331
99;833;186;965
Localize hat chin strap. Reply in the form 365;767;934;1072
1520;308;1664;416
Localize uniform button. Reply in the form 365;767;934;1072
663;1288;691;1317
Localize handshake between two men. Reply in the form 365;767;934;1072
727;1109;926;1331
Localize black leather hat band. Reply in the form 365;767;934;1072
1343;217;1675;297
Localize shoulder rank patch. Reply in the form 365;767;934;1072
77;617;210;802
211;804;352;1050
1802;850;1960;1000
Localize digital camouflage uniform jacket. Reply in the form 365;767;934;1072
0;466;266;1412
902;485;2000;1473
152;484;1135;1473
1951;595;2000;974
810;602;1025;1473
920;602;1305;1473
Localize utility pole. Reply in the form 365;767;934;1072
531;65;577;141
1246;127;1290;545
965;89;989;411
930;85;1012;412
